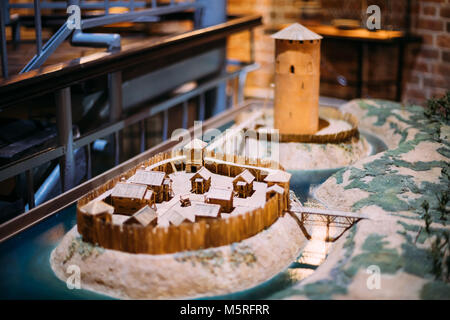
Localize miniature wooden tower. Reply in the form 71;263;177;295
184;138;207;173
272;23;322;135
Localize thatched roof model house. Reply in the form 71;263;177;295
158;208;191;227
236;169;256;184
191;203;221;218
79;200;114;223
111;182;148;199
128;170;167;202
266;184;286;209
162;178;173;201
129;170;166;188
190;167;212;194
207;187;234;213
191;166;212;180
233;169;255;198
80;200;114;216
124;205;157;227
111;182;155;215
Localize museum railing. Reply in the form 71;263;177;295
0;0;206;79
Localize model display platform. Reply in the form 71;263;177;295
47;96;450;300
50;138;312;299
1;22;448;300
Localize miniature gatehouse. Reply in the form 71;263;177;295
184;138;207;173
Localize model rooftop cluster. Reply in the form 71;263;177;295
78;139;292;249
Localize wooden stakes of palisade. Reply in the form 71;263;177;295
77;150;287;255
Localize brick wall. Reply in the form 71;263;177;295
404;0;450;105
228;0;449;105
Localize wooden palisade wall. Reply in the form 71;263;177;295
77;151;286;254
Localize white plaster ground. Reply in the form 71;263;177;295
50;213;307;300
278;136;370;170
247;133;370;171
236;104;371;170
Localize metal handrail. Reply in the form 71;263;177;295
0;60;258;208
1;0;200;79
0;14;262;108
9;1;147;10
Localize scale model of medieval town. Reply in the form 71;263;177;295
50;23;450;300
51;136;304;299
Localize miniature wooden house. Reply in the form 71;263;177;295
266;184;286;211
191;203;221;219
190;167;212;194
158;208;191;227
206;187;234;213
272;23;322;135
233;169;255;198
128;170;166;202
264;170;291;208
184;138;207;173
77;200;114;244
79;200;114;223
111;182;154;215
123;205;157;227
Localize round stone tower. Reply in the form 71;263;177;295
272;23;322;135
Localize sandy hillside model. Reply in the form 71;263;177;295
218;103;370;171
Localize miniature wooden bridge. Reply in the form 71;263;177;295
289;201;369;242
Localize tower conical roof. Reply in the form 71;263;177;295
271;23;322;41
